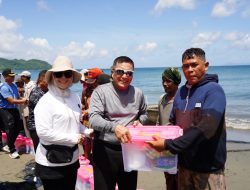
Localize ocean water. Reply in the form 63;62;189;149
6;65;250;132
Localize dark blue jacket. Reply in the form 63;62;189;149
166;74;227;172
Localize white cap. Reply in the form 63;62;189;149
19;71;31;77
80;69;89;81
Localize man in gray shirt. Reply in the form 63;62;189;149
89;56;148;190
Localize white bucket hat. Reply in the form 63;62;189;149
45;56;81;83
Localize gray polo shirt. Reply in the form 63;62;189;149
89;82;148;144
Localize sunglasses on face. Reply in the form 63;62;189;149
114;69;134;77
53;70;73;78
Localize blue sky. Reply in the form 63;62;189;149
0;0;250;69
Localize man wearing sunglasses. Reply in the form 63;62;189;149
89;56;148;190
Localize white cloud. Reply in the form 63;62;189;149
28;38;51;49
0;17;22;54
0;33;23;54
231;33;250;49
0;16;17;31
37;0;49;11
192;32;221;48
211;0;239;17
0;16;53;61
136;42;157;53
153;0;196;14
60;41;108;59
224;32;241;41
99;49;109;57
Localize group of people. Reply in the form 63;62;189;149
0;69;49;158
0;47;227;190
0;69;33;158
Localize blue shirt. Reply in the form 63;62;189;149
0;83;20;109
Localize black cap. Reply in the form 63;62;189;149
2;69;16;77
97;74;111;85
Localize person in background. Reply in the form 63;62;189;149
156;67;181;190
147;48;227;190
79;69;89;99
15;77;26;136
96;73;112;85
0;69;27;158
82;67;103;125
19;70;36;98
34;56;87;190
81;68;103;159
89;56;148;190
27;70;48;152
19;70;36;137
15;77;25;97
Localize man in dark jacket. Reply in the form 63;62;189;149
147;48;226;190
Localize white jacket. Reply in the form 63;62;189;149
34;84;85;166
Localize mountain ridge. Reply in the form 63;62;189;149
0;58;51;70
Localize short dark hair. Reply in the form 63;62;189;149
182;48;206;62
111;56;134;70
37;70;47;85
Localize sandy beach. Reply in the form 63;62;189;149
1;142;250;190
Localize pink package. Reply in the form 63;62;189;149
127;125;183;142
2;132;7;145
76;165;93;190
77;165;93;182
89;176;94;190
122;126;182;173
79;155;90;165
14;135;26;153
25;138;34;154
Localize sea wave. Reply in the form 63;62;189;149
226;117;250;130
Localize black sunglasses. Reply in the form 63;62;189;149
53;70;73;78
115;69;134;77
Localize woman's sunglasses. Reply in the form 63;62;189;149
114;69;134;77
53;70;73;78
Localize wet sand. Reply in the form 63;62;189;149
1;142;250;190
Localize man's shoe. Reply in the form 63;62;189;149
2;145;10;153
9;151;20;159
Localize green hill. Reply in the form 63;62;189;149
0;58;51;70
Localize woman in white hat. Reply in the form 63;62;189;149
34;56;86;190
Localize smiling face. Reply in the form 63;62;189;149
52;70;73;90
182;55;209;86
112;62;134;91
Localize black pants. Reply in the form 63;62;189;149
164;172;178;190
93;139;138;190
41;174;77;190
29;130;39;152
0;108;21;153
36;161;79;190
